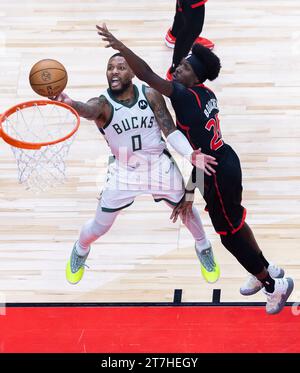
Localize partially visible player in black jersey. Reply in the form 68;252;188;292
165;0;214;80
97;23;294;315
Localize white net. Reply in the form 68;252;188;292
1;102;79;192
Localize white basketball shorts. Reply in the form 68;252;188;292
100;150;185;212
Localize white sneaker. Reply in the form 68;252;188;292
240;263;285;296
268;262;285;278
240;274;263;296
264;277;294;315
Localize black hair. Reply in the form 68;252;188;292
191;44;221;82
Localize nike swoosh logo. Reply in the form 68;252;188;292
115;106;123;111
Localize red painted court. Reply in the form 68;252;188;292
0;304;299;353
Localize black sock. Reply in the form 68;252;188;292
259;253;270;269
260;273;275;293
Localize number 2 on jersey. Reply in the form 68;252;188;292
205;114;224;151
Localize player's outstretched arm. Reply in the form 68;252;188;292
52;93;109;122
96;23;173;98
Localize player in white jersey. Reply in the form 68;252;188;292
53;53;220;285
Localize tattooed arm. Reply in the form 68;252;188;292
52;92;111;124
145;86;176;137
145;86;218;175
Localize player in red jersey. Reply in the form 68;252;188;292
97;23;294;315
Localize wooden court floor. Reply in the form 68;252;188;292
0;0;299;305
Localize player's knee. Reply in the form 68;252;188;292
90;219;112;237
91;210;119;236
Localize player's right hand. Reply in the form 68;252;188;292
49;92;73;106
96;23;124;51
191;148;218;176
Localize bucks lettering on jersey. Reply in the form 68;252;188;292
99;84;166;163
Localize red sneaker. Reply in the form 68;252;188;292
194;36;215;50
166;67;173;81
165;29;176;48
164;28;215;50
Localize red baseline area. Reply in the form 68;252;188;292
0;306;299;353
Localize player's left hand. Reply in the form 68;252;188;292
191;148;218;176
170;198;193;224
96;23;124;50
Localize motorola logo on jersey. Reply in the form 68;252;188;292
138;100;148;110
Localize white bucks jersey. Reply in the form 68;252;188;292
99;84;166;164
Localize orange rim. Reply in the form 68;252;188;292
0;100;80;150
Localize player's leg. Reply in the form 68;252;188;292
165;1;214;51
220;228;294;314
170;3;205;74
164;200;220;283
153;150;220;283
66;201;121;285
235;223;285;295
206;149;293;313
66;160;136;284
165;0;183;48
213;150;285;290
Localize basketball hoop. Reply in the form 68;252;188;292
0;100;80;192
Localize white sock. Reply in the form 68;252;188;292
76;242;90;256
186;206;210;252
75;206;120;256
195;240;211;255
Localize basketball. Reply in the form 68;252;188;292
29;59;68;97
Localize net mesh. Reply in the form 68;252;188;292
1;102;78;192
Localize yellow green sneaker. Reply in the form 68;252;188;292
66;242;90;284
196;245;220;284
